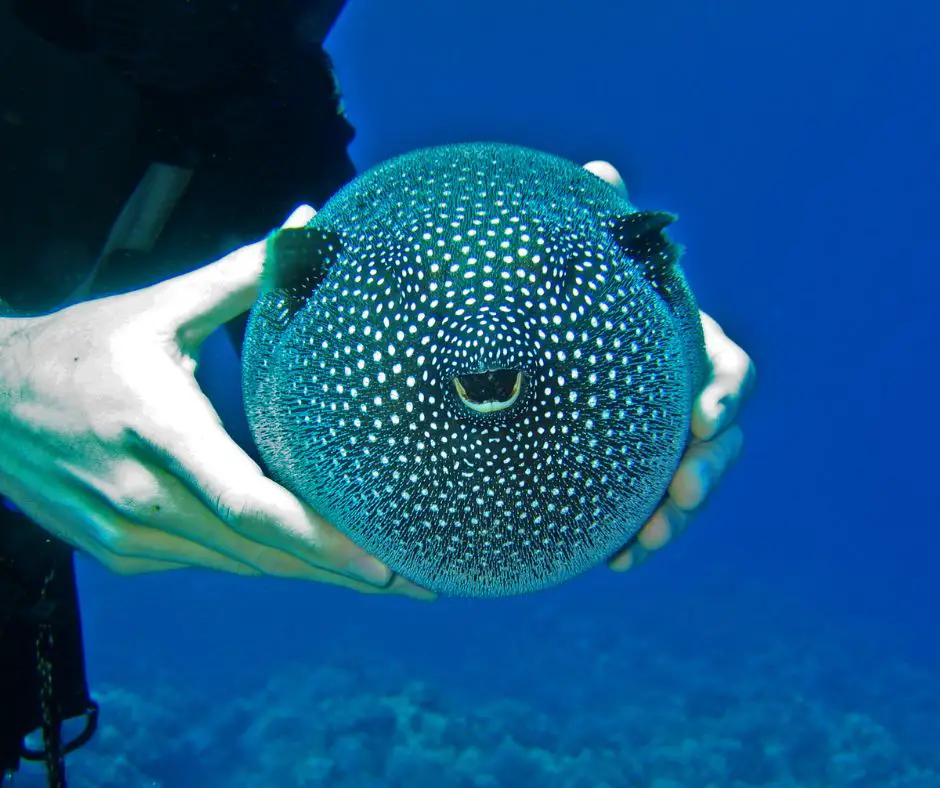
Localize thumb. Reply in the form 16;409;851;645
583;160;629;201
152;204;316;347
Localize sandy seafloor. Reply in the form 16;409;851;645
13;576;938;788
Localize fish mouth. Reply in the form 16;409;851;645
453;369;523;414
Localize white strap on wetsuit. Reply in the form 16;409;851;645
65;162;193;304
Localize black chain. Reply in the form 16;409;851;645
35;568;66;788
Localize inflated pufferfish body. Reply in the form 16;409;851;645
242;142;708;598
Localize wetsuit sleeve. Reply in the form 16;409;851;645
2;0;358;307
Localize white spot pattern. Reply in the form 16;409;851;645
243;143;704;597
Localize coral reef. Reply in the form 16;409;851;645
15;582;939;787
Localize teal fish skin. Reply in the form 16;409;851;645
242;143;707;598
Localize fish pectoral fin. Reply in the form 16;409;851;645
611;211;683;282
263;226;344;298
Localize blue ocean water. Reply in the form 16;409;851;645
23;1;938;785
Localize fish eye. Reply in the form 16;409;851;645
453;369;523;414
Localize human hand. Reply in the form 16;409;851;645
582;161;755;572
0;206;434;599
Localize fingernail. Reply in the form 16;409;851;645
400;583;438;602
347;555;392;586
391;575;437;601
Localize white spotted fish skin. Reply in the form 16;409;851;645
243;142;707;598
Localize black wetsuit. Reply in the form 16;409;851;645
0;0;356;780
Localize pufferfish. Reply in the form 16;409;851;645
242;142;708;598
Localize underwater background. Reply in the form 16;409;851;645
20;0;938;785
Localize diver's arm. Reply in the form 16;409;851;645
0;213;431;598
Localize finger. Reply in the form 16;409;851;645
76;466;421;591
608;499;688;572
146;204;317;347
83;515;427;594
385;575;438;602
9;437;418;594
82;459;359;580
583;160;629;200
668;425;745;512
85;554;187;575
43;473;266;575
279;204;317;229
81;516;432;597
3;479;235;575
85;485;430;594
608;540;648;572
692;312;755;441
248;567;435;598
85;522;262;577
640;497;690;550
608;426;743;573
132;382;392;586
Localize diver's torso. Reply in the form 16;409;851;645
0;0;356;313
0;2;143;311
